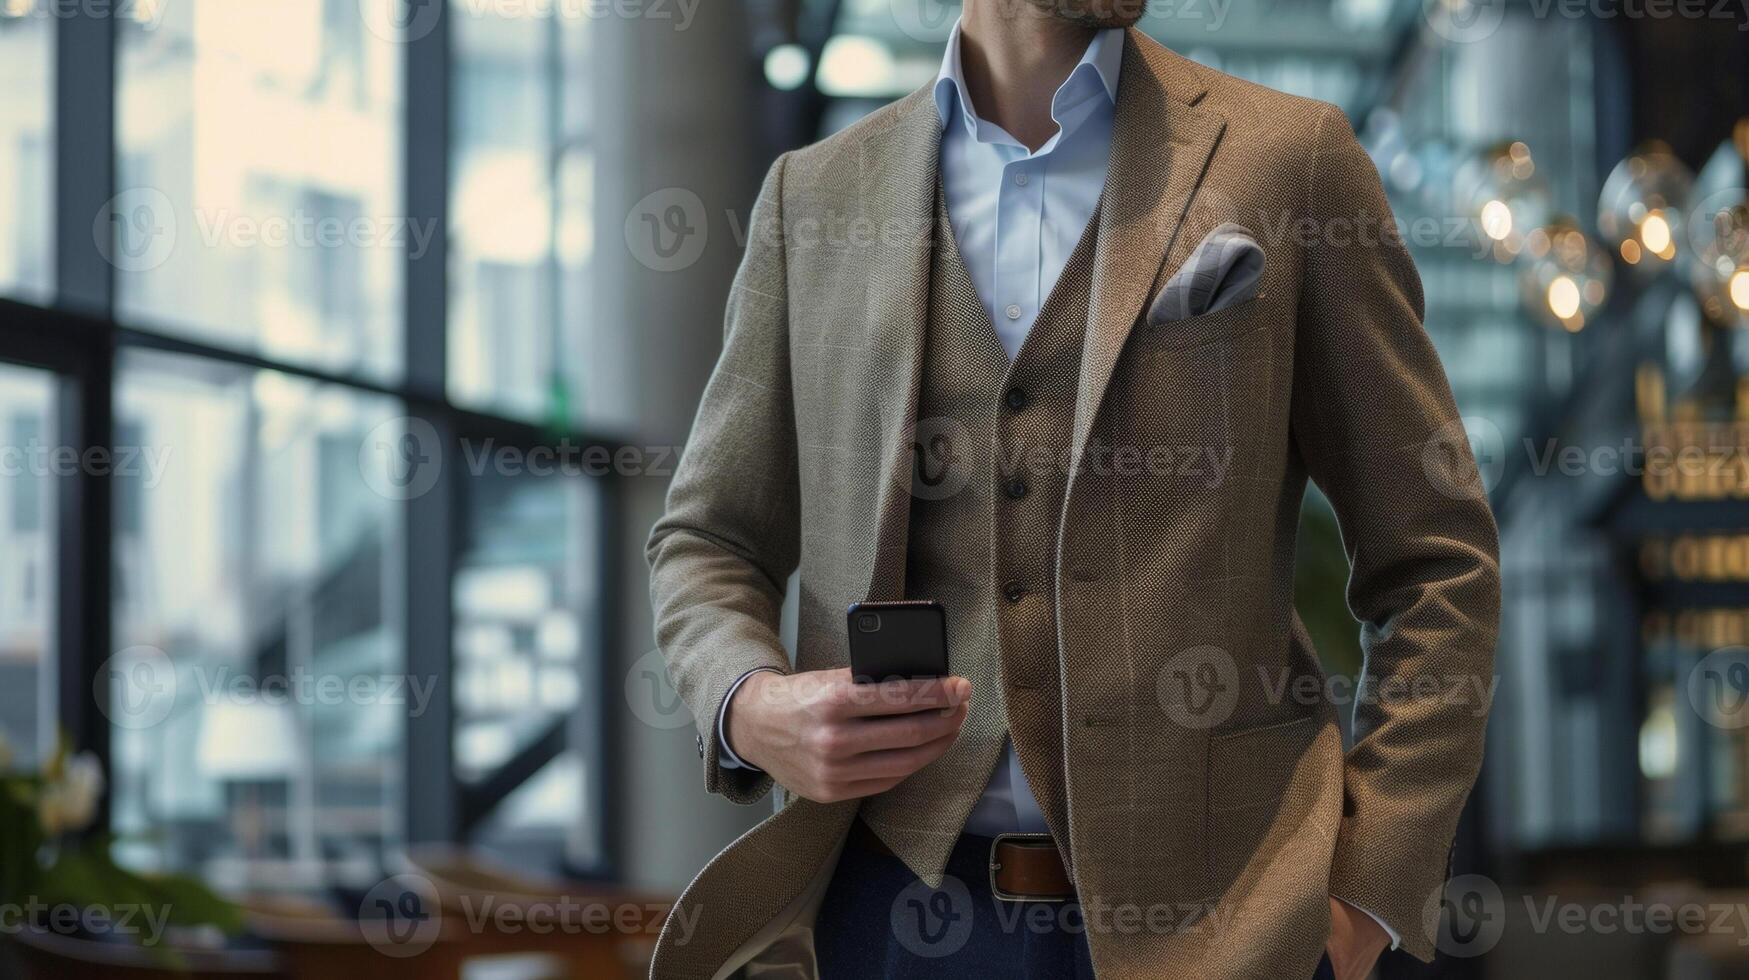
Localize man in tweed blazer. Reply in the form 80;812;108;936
646;3;1500;978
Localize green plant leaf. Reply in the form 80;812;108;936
30;836;242;945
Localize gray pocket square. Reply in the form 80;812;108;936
1148;223;1265;324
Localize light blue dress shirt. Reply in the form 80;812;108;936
933;22;1121;362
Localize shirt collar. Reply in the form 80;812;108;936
931;21;1122;141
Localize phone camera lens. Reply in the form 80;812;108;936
857;613;881;633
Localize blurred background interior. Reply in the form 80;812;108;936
1;1;1748;978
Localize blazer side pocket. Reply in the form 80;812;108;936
1205;714;1320;890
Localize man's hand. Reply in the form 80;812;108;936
1325;897;1389;980
724;668;971;803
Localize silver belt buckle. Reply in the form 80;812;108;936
988;832;1066;903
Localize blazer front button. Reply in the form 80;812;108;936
1004;477;1029;500
1003;581;1027;603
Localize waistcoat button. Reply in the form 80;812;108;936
1003;581;1027;603
1004;477;1029;500
1005;386;1029;411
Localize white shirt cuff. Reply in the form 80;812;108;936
716;667;781;771
1346;900;1401;950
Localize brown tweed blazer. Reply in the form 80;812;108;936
647;28;1500;979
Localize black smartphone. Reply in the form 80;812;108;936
846;600;949;683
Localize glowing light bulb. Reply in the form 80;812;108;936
1599;145;1693;276
1456;141;1551;262
1519;218;1612;332
1731;269;1749;311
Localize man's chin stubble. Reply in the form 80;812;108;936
1018;0;1150;29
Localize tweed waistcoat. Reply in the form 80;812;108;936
858;187;1102;882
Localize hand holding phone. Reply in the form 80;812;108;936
718;600;963;804
723;667;970;804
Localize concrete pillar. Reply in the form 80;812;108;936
586;3;771;893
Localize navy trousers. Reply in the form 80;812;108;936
813;831;1337;979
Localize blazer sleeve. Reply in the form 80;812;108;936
646;153;798;805
1290;106;1502;962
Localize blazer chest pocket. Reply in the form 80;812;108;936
1109;293;1277;482
1205;715;1320;889
1139;292;1268;354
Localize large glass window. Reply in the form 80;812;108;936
114;0;404;380
0;5;53;302
454;465;601;865
110;348;404;888
0;363;57;765
448;3;593;425
1;0;623;892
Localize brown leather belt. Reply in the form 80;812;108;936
848;819;1075;903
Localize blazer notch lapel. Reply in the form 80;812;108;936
1072;32;1228;456
856;90;940;601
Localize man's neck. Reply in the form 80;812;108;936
958;5;1100;153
